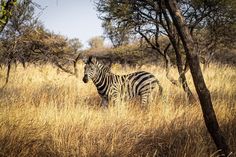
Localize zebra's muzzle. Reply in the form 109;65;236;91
83;74;89;83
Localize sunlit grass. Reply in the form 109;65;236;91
0;63;235;156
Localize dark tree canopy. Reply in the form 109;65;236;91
96;0;236;50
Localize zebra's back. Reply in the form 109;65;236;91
125;71;158;97
109;71;159;104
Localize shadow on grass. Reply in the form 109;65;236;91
129;116;235;157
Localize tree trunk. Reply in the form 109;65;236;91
165;0;231;156
169;37;195;103
159;3;194;103
163;50;178;86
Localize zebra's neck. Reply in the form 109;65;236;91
92;65;112;96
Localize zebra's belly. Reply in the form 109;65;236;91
109;83;155;101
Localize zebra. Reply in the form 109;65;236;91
82;56;163;108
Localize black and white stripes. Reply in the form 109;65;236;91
82;57;162;107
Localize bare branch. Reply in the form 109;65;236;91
54;61;74;75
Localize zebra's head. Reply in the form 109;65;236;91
83;56;111;83
83;56;97;83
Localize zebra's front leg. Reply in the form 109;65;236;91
110;91;119;105
101;97;108;108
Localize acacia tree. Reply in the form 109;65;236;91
68;38;83;53
88;36;104;49
0;0;37;84
0;0;82;84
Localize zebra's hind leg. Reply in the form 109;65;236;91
140;92;151;110
110;90;120;105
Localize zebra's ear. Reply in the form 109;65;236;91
88;56;92;63
83;56;93;64
84;56;96;64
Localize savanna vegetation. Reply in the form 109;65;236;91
0;63;235;157
0;0;235;156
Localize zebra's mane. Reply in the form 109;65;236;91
85;56;111;74
96;61;111;74
93;60;111;73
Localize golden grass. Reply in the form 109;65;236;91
0;63;235;157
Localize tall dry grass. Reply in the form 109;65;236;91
0;63;235;157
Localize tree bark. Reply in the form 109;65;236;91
159;2;194;103
165;0;231;156
169;36;195;103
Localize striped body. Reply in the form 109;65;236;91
83;57;162;107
